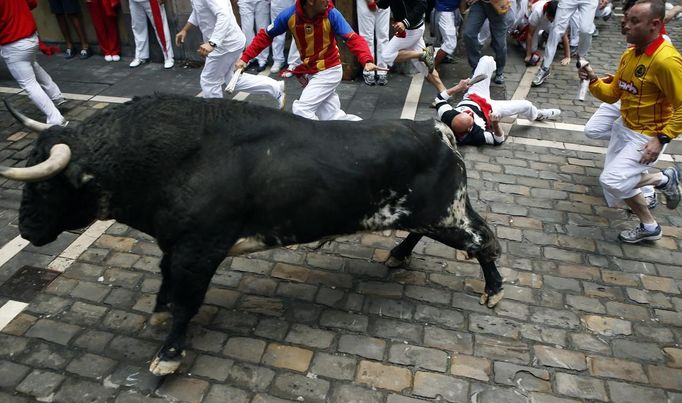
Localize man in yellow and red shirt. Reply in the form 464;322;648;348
580;0;682;243
237;0;379;120
1;0;66;125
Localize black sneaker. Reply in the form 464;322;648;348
79;48;92;59
645;193;658;209
64;48;74;59
658;166;681;209
376;72;388;86
494;73;505;84
363;71;376;86
618;224;662;243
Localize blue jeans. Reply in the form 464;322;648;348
463;2;508;75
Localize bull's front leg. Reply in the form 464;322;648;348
385;233;423;268
149;240;226;376
149;252;173;326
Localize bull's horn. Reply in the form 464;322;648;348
3;98;55;132
0;144;71;182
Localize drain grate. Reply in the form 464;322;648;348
0;265;60;302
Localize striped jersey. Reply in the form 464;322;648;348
241;0;373;75
589;35;682;139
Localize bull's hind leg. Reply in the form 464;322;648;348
149;238;230;376
150;252;173;326
385;233;423;268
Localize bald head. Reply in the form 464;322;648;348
451;112;474;136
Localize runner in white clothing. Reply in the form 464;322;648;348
128;0;174;69
176;0;285;107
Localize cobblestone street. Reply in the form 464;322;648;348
1;8;682;403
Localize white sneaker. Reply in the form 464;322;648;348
271;62;283;74
112;55;120;62
535;109;561;121
104;55;113;62
129;58;145;68
281;70;293;78
276;81;286;110
164;59;174;69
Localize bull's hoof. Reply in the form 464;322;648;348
149;348;185;376
384;255;410;269
479;289;504;308
149;311;172;326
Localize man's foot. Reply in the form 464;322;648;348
618;224;662;243
376;72;388;86
420;46;436;73
112;55;121;62
363;71;376;86
104;55;113;62
532;66;550;86
592;28;600;37
280;70;293;78
164;59;175;69
129;58;147;68
570;46;578;57
658;166;681;209
55;97;67;107
535;109;561;121
271;62;283;74
79;48;92;59
494;73;505;85
256;63;267;73
276;81;286;111
64;48;74;59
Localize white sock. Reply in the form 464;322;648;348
642;221;658;232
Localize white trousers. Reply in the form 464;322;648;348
569;4;611;46
129;0;174;61
600;118;665;206
438;11;459;55
585;101;655;199
542;0;597;68
357;0;390;67
0;34;64;124
466;56;539;119
292;65;360;121
382;25;428;76
270;0;299;66
202;48;280;99
239;0;271;66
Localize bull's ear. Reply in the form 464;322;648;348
63;164;94;189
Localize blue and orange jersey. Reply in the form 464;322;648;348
241;0;373;75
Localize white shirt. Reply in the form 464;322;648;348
528;0;552;31
188;0;246;52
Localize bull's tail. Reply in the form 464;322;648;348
3;98;54;132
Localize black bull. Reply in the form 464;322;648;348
2;95;503;375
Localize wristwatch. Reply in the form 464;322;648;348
208;41;217;48
657;134;672;144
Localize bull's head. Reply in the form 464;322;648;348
1;100;98;246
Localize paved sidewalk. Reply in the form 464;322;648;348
0;14;681;403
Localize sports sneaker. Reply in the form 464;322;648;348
270;62;283;74
645;192;658;209
256;63;267;73
280;70;293;78
129;58;146;68
618;223;662;243
420;46;436;73
658;166;681;209
535;108;561;121
363;71;376;86
376;72;388;86
276;81;286;111
592;28;599;37
570;46;578;57
164;59;174;69
54;97;67;107
59;119;69;128
64;48;74;59
104;55;113;62
532;66;550;86
111;55;121;62
79;48;92;59
494;73;505;84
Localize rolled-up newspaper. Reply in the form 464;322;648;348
225;68;243;94
576;58;590;101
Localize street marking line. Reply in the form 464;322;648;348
47;220;115;272
401;73;425;120
0;236;30;268
0;87;22;95
90;95;131;104
62;92;94;101
0;300;28;331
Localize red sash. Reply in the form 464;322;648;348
149;0;168;57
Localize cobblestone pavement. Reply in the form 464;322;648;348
1;11;682;403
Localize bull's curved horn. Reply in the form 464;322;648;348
3;98;55;132
0;144;71;182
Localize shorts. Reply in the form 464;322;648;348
48;0;81;15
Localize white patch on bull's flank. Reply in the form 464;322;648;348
435;120;456;150
439;187;482;245
362;192;410;230
227;236;268;256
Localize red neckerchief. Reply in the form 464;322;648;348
466;93;493;127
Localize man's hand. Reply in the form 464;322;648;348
198;42;214;58
392;21;406;33
560;57;571;65
175;30;187;47
578;63;597;81
235;59;247;71
640;137;664;164
363;62;388;72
